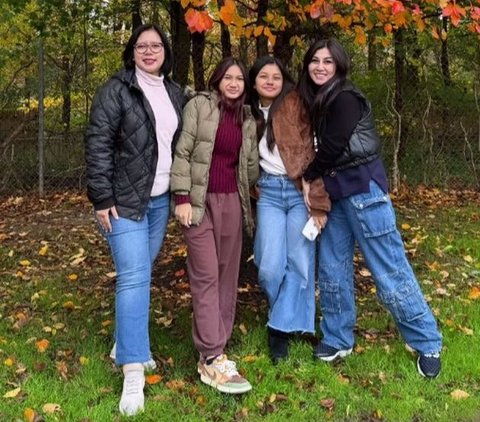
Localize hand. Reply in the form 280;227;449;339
250;185;260;200
96;206;118;233
302;178;311;212
311;215;327;231
175;203;193;227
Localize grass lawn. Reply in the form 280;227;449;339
0;188;479;421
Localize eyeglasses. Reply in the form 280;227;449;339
134;43;164;54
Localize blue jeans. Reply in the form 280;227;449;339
254;173;316;333
318;180;442;354
102;193;170;365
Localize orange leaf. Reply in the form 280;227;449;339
36;339;49;353
67;274;78;281
253;25;264;37
23;408;36;422
468;286;480;300
219;0;236;25
185;9;213;33
146;374;163;385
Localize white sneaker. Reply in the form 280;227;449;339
119;363;145;416
110;343;157;371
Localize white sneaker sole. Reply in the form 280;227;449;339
199;373;252;394
316;348;353;362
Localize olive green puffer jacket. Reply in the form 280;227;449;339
170;92;259;235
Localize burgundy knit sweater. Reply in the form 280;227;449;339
175;107;242;205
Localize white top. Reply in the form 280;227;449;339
135;66;178;196
258;104;286;175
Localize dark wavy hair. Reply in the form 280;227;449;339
297;38;350;130
208;57;248;126
122;24;173;76
249;56;294;150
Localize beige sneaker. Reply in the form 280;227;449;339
198;354;252;394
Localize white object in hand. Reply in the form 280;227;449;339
302;217;319;241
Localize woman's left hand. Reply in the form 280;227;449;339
311;215;327;231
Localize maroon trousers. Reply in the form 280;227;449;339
183;192;242;358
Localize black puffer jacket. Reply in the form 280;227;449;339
85;68;185;220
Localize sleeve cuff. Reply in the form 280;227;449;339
175;194;191;205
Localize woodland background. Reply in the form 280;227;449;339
0;0;479;196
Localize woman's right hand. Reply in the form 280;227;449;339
96;206;118;233
175;203;193;228
301;178;312;212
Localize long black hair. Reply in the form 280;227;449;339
122;24;174;76
208;57;248;126
297;38;350;130
249;56;294;150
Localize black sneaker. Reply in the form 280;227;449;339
314;342;352;362
417;353;441;378
268;328;289;365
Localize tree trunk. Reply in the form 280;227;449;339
62;57;72;133
256;0;269;58
131;0;142;30
367;31;377;71
393;29;407;185
440;19;452;86
217;0;232;57
170;0;191;86
191;32;206;91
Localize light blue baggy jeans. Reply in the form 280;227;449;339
318;180;442;354
254;173;316;333
102;192;170;365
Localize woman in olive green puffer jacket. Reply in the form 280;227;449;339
170;57;259;395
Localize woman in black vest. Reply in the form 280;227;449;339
298;38;442;378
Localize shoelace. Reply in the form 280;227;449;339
124;373;144;395
423;353;440;359
214;357;239;377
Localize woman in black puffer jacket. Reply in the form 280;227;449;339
85;23;185;416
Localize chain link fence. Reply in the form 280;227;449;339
0;27;479;195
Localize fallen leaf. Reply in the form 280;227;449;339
242;355;258;363
463;255;473;263
320;398;335;410
63;301;75;310
468;286;480;300
79;356;89;365
401;223;411;230
165;379;185;391
19;260;31;267
38;245;48;256
4;358;14;366
145;374;162;385
42;403;61;414
35;339;49;353
23;408;36;422
3;387;21;398
450;389;470;400
67;274;78;281
195;395;207;405
238;323;248;335
458;325;474;336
